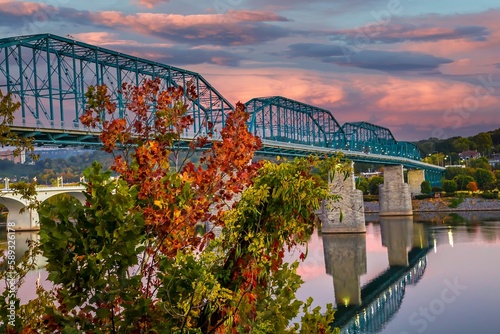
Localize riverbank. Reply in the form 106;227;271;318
364;197;500;213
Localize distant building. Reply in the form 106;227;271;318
0;149;25;164
459;150;480;160
489;153;500;168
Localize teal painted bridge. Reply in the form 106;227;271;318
0;34;444;183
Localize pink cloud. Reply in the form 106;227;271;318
72;31;173;48
0;1;51;15
85;10;290;45
133;0;169;8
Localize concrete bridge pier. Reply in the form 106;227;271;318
379;165;413;216
319;163;366;233
0;197;40;231
407;169;425;196
323;233;367;306
380;216;413;267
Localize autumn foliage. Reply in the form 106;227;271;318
2;79;340;333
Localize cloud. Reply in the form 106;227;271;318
86;10;292;46
330;24;490;45
286;43;453;72
0;2;292;46
133;0;169;8
73;32;244;66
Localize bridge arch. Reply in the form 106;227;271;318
0;186;85;230
245;96;346;148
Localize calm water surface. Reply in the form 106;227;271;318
291;211;500;334
2;211;500;333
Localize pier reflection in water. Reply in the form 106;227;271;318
322;216;431;333
305;211;500;334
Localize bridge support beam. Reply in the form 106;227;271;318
319;163;365;233
323;233;367;306
407;169;425;196
379;165;413;216
380;216;413;267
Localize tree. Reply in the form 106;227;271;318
420;180;432;194
356;177;369;195
469;157;491;170
368;176;384;195
0;90;36;158
466;181;478;192
474;168;495;190
453;137;472;152
3;79;342;333
444;166;468;180
474;132;493;156
442;180;458;193
453;174;475;191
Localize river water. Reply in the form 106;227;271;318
2;211;500;333
291;211;500;334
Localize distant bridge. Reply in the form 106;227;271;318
0;185;85;230
0;34;444;183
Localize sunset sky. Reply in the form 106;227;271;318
1;0;499;140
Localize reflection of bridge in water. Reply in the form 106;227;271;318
323;216;432;333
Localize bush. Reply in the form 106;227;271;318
356;177;369;195
448;195;466;208
368;176;384;195
444;167;468;180
432;186;443;193
415;194;434;200
442;180;458;194
453;174;475;191
483;182;496;191
474;168;495;190
480;191;499;199
420;181;432;194
466;181;478;192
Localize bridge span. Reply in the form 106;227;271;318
0;34;444;182
0;185;85;230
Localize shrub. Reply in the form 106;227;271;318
474;168;495;189
415;194;434;200
454;174;475;191
368;176;384;195
480;191;499;199
442;179;458;194
466;181;478;192
356;177;369;195
448;195;466;208
432;186;443;193
420;181;432;194
482;182;496;191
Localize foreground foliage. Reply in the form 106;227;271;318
1;79;342;333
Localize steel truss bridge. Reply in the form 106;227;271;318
0;34;444;181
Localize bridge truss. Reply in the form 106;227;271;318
0;34;443;177
245;96;346;149
0;33;233;145
342;122;421;160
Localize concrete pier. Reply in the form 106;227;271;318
319;163;366;233
379;165;413;216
